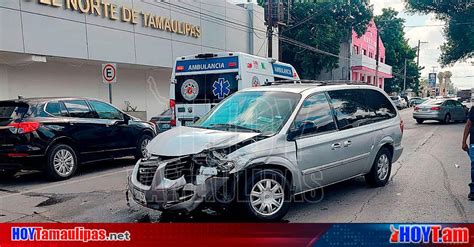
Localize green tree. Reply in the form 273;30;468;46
259;0;373;79
374;8;420;93
405;0;474;65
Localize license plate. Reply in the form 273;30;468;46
184;121;194;126
132;188;146;204
422;108;429;111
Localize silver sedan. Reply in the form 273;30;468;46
413;99;468;124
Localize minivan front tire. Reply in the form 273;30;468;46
365;148;392;187
45;144;78;180
241;169;290;221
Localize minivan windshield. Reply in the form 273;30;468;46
195;91;301;135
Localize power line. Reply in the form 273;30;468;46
141;0;268;36
405;22;474;28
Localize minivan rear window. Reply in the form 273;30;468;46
328;89;397;130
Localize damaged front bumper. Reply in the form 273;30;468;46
128;156;231;212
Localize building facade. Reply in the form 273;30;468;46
351;20;392;89
0;0;275;119
317;20;392;90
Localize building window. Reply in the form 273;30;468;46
380;57;384;63
369;52;373;58
362;49;367;56
353;45;359;54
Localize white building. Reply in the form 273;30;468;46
0;0;277;119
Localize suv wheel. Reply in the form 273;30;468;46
135;135;152;160
416;119;424;124
365;148;392;187
46;144;78;180
241;169;290;221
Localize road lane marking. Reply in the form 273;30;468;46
0;168;133;201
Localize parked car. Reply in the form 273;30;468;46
129;83;404;221
409;97;427;107
413;99;468;124
0;97;156;180
390;96;407;109
150;109;172;133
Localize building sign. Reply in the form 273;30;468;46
428;73;436;88
37;0;201;38
272;63;293;78
175;57;239;73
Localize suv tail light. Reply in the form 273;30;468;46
8;122;40;134
400;119;404;134
431;107;440;111
170;99;176;127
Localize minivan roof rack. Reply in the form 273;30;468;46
265;80;369;86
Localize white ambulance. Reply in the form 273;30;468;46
169;52;300;127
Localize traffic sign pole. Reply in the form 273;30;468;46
109;84;112;104
102;63;117;104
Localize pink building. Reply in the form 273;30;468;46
351;20;392;89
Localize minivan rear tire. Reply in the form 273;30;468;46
365;148;392;187
45;144;78;181
240;169;290;221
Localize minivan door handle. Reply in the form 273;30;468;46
343;140;352;147
331;143;342;150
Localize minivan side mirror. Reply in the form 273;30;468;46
287;121;316;141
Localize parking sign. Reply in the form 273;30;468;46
102;63;117;84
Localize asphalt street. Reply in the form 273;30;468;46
1;106;472;223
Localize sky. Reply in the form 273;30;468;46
371;0;473;89
232;0;473;89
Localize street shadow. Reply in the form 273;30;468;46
149;177;369;223
0;158;135;187
416;121;466;125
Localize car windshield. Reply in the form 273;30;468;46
194;91;301;135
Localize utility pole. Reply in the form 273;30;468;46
375;28;380;87
348;0;352;81
403;58;407;93
267;0;273;58
416;40;428;67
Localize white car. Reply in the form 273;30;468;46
390;96;407;109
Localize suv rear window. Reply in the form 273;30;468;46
0;101;29;125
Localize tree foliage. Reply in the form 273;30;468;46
405;0;474;65
259;0;373;79
374;8;420;93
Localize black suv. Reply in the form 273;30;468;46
0;97;156;180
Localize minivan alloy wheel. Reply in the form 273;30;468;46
250;179;284;216
53;149;75;177
377;154;390;181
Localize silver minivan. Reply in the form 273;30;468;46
128;83;404;221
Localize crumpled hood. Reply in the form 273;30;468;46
147;126;260;156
